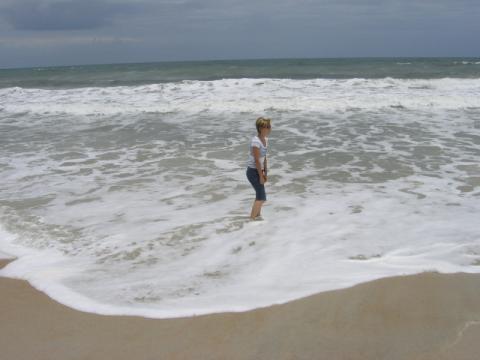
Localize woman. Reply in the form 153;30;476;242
246;117;271;220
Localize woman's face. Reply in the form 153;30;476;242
261;124;271;136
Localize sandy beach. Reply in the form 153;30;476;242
1;259;480;360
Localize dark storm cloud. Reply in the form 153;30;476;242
1;0;142;31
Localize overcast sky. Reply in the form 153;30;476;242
0;0;479;68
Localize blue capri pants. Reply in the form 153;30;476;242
246;167;266;201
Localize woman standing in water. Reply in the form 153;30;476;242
246;117;271;220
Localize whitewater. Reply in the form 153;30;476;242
0;76;479;318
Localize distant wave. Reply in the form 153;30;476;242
1;78;479;116
453;61;480;65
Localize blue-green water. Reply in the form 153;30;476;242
1;57;480;89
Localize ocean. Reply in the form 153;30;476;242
0;58;479;318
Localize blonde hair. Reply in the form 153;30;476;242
255;117;271;133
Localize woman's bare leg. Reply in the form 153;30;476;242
250;200;264;220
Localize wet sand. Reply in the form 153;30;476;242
1;258;480;360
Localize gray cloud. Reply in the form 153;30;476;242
0;0;479;68
0;35;142;47
1;0;142;30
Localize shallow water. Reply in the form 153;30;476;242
0;61;480;318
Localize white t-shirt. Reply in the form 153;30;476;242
247;136;268;169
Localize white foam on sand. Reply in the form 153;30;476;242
1;173;479;318
0;251;15;260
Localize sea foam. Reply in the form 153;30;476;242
0;77;479;318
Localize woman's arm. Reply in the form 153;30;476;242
252;147;266;184
264;155;267;177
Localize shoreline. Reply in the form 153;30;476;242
1;259;480;359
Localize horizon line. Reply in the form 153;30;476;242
2;55;480;71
